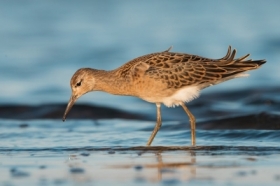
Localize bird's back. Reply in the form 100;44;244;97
114;46;266;90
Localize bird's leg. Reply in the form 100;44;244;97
180;103;196;146
146;103;162;146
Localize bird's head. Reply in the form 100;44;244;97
63;68;96;121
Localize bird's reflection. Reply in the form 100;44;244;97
109;150;197;182
154;151;197;181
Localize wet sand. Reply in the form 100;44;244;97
1;147;280;185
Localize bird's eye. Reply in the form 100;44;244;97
76;82;81;87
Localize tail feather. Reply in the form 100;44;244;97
217;46;266;68
228;49;237;61
242;59;266;66
205;47;266;82
220;46;232;60
236;53;250;61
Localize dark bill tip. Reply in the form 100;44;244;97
62;95;77;122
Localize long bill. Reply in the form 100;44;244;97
62;95;77;122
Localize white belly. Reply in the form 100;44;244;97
162;86;200;107
142;86;200;107
141;73;249;107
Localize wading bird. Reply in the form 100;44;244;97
63;46;265;146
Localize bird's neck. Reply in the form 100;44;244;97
92;69;134;96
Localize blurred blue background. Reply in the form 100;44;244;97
0;0;279;111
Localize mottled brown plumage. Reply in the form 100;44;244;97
63;46;266;146
117;46;264;89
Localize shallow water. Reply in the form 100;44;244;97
1;120;280;185
1;1;280;185
1;119;280;148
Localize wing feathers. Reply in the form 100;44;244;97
115;46;266;89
